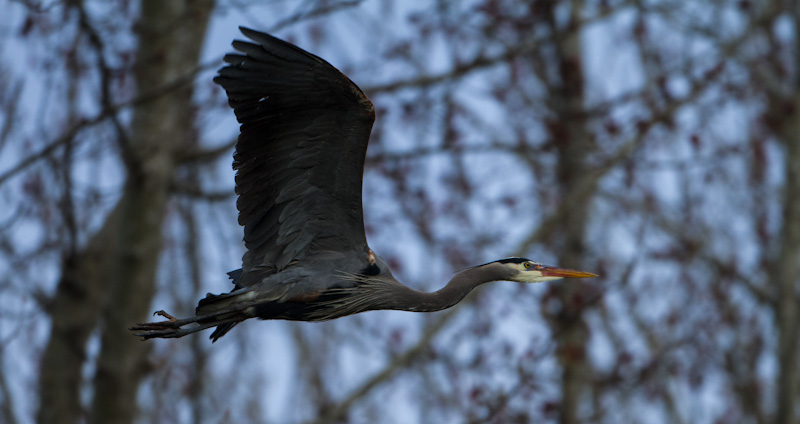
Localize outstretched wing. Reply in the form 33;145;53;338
214;28;375;284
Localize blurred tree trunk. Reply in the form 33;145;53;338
758;4;800;422
543;2;594;423
774;101;800;423
38;208;121;424
89;1;214;423
37;1;214;424
772;51;800;424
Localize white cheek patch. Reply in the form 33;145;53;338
525;270;543;280
534;276;564;283
522;269;545;283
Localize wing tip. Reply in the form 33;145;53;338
238;26;260;38
237;27;281;50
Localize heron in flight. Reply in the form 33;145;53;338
131;28;597;342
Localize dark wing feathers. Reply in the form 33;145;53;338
214;27;375;279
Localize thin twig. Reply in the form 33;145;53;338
0;58;219;188
304;308;458;424
176;138;237;164
271;0;364;32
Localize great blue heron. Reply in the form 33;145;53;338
130;28;597;342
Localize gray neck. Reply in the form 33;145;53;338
390;262;513;312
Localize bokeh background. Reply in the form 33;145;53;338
0;0;798;423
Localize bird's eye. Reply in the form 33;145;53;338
524;262;532;269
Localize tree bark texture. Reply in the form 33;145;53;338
37;208;121;424
773;79;800;424
37;1;214;424
542;1;594;423
89;2;214;424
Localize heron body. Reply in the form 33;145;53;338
131;28;597;342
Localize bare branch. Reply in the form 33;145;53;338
305;309;459;424
175;138;236;164
0;58;219;188
271;0;364;32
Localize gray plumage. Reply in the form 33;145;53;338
130;28;597;342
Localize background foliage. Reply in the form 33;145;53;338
0;0;798;423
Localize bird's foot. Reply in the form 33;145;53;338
130;312;220;340
129;310;199;339
130;310;181;330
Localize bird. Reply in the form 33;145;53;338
130;27;598;342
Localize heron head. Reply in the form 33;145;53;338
495;257;598;283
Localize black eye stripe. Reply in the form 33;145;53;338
473;257;531;268
495;257;531;264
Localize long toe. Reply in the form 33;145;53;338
153;310;179;322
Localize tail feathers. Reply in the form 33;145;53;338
131;270;251;342
227;269;243;285
208;322;238;342
191;269;249;341
195;289;255;342
194;290;252;316
196;291;241;315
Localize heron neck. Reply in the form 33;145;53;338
395;264;509;312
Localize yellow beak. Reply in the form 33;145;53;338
539;266;598;279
